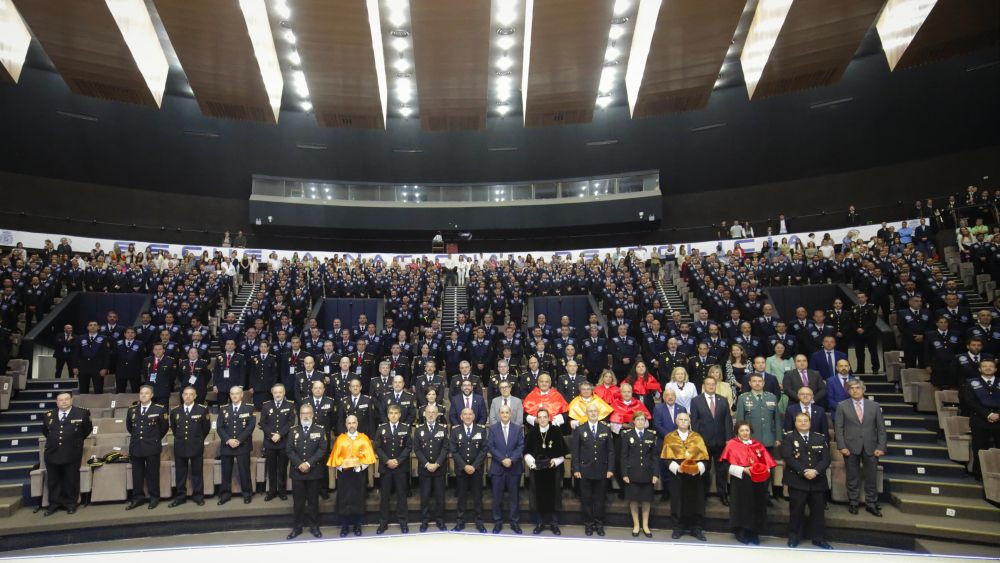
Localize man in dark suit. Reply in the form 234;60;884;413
783;354;828;405
783;386;829;436
808;337;847;381
571;403;615;536
380;375;417;424
126;385;169;510
338;378;375;438
414;404;449;531
688;377;733;504
374;404;412;534
286;403;329;540
834;379;887;516
450;407;489;532
53;324;76;379
488;405;524;533
450;379;487;425
142;343;178;406
826;360;855;413
213;340;247;402
41;392;93;515
781;412;833;549
259;384;295;501
248;341;279;410
217;386;256;505
179;347;211;404
168;386;211;507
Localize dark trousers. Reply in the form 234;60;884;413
854;332;880;373
971;425;1000;478
130;454;159;501
54;357;72;379
46;461;80;508
419;473;446;524
455;470;483;523
292;479;321;529
703;445;727;496
788;487;826;541
175;454;204;501
79;371;104;394
579;477;608;525
116;370;142;393
902;341;923;368
491;471;520;524
844;452;879;505
220;453;253;499
379;466;409;524
264;448;289;494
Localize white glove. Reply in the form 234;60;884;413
552;414;565;426
611;422;622;434
524;454;536;470
669;461;679;475
697;462;706;475
526;414;536;425
552;456;565;467
570;419;580;429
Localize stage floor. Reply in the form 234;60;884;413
1;526;996;561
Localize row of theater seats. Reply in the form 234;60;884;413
981;449;1000;503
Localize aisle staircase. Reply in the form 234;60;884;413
654;276;693;323
440;287;468;334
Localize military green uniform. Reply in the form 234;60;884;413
735;392;782;447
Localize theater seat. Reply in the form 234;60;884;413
90;444;131;503
943;416;971;463
91;417;127;435
30;442;95;507
884;351;904;383
934;389;960;429
901;368;931;408
0;375;12;410
158;436;174;499
980;448;1000;503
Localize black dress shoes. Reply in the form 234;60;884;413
419;523;429;532
671;530;683;539
168;498;186;508
492;523;502;534
693;530;706;542
551;526;561;536
400;524;409;534
452;522;466;532
287;528;302;540
476;523;487;533
264;493;276;501
376;523;388;535
279;494;288;501
353;525;362;536
788;537;799;548
310;527;322;538
147;499;159;509
217;497;231;506
812;540;833;550
43;506;59;517
720;495;730;507
340;526;349;537
866;504;883;517
66;506;77;515
585;525;593;536
510;523;522;534
595;526;606;536
125;500;144;510
532;525;544;535
848;503;859;514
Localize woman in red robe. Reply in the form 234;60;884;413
622;361;662;413
594;369;621;405
720;420;776;545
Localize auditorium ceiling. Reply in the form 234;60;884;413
1;0;996;131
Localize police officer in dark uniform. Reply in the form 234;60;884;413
849;291;881;373
260;383;295;501
450;407;489;532
113;327;144;393
781;412;833;549
180;347;212;404
571;404;616;536
897;296;931;368
415;360;446;404
381;375;417;424
287;403;328;540
213;340;247;403
374;404;412;534
126;385;169;510
301;380;336;499
249;341;278;410
41;392;93;516
581;325;608;384
339;378;375;438
961;358;1000;479
168;386;211;507
826;299;850;355
73;321;109;394
217;386;256;505
925;317;962;389
414;404;449;531
609;324;638;380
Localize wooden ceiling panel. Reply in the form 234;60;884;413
292;0;384;129
894;0;999;70
13;0;160;106
523;0;613;128
410;0;491;131
632;0;745;117
154;0;275;122
752;0;885;99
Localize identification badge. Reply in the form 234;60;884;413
355;366;362;375
472;433;482;440
310;432;321;439
289;367;296;374
188;376;198;385
223;369;230;379
149;372;158;383
239;413;250;418
324;366;330;374
435;431;445;438
192;414;202;419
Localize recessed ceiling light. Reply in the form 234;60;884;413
609;25;625;40
392;37;408;51
613;1;631;17
288;51;301;65
301;100;313;111
274;0;290;19
605;46;620;61
393;58;410;72
497;36;515;50
496;56;513;71
497;88;512;102
284;30;296;44
399;107;412;117
497;104;510;115
596;95;612;108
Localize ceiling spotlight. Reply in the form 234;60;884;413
301;100;313;111
284;30;296;44
288;51;301;65
605;46;620;61
596;95;612;108
497;8;517;26
496;56;513;71
392;37;408;52
388;11;406;27
599;67;616;93
609;25;625;40
274;1;290;19
496;88;512;102
393;58;410;72
399;106;413;117
497;104;510;115
613;0;630;16
497;75;512;90
497;35;515;50
402;191;408;197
